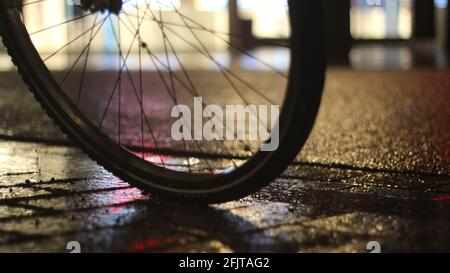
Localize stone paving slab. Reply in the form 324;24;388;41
0;140;448;252
0;68;449;252
1;69;449;174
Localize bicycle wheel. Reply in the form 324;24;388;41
0;0;325;203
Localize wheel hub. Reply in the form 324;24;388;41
78;0;123;14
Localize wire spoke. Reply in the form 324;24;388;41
29;12;94;36
121;11;215;173
154;4;193;172
17;0;291;175
43;17;107;62
108;11;167;167
59;15;109;85
142;1;240;167
76;13;100;106
120;9;243;164
131;2;288;77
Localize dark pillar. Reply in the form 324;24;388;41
447;6;450;50
413;0;435;38
228;0;240;45
323;0;352;64
434;3;449;49
228;0;253;48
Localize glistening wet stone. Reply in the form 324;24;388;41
0;68;449;252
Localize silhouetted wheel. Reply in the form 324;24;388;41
0;0;325;203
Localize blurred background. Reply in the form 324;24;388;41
1;0;449;70
0;1;449;253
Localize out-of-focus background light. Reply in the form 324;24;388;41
195;0;228;11
350;0;413;39
2;0;447;71
21;0;291;53
434;0;448;9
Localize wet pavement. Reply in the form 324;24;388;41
0;67;449;253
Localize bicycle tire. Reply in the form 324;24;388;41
0;0;325;203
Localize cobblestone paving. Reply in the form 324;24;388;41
0;140;449;253
0;68;449;252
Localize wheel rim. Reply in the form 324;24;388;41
3;0;302;193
